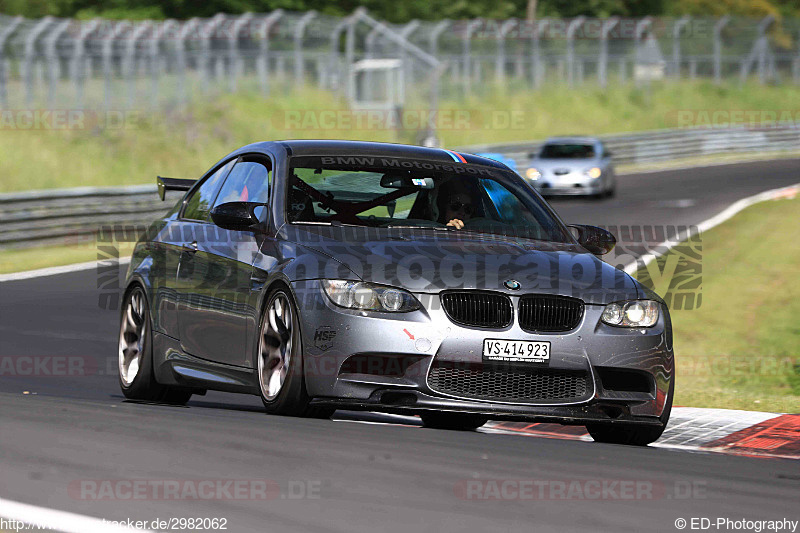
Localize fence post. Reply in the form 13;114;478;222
294;11;317;85
462;19;482;94
672;16;690;78
400;20;421;96
72;19;100;109
566;17;586;87
256;10;283;96
125;22;153;108
495;20;517;85
327;16;350;92
103;21;130;109
228;13;252;92
599;17;619;89
429;19;449;58
365;25;381;58
531;19;549;89
174;18;199;107
148;20;178;109
756;15;775;85
634;17;652;87
44;20;70;108
0;16;23;107
24;17;53;106
713;16;730;84
200;14;225;94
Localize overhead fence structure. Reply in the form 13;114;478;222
1;125;798;250
0;11;798;111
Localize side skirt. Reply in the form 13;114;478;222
152;331;259;395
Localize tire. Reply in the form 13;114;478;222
257;287;335;419
118;285;193;405
420;411;488;431
587;376;674;446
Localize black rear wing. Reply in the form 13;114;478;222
157;176;196;201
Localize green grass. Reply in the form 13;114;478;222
634;194;800;413
1;80;799;192
0;241;135;274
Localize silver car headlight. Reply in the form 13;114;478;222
322;280;421;312
585;167;602;179
601;300;659;327
525;167;541;180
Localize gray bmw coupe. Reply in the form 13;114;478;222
119;140;673;445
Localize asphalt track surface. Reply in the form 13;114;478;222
1;158;799;532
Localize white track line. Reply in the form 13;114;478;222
0;496;154;533
623;182;800;275
0;257;131;283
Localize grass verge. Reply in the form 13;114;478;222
1;80;799;192
0;241;135;275
635;194;800;413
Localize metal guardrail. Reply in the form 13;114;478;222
1;125;799;249
462;125;800;170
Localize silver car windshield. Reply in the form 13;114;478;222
540;144;596;159
287;162;572;243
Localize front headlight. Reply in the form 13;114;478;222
526;167;541;180
586;167;602;179
322;280;421;312
601;300;659;327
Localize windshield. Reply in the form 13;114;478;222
539;143;596;159
286;156;572;243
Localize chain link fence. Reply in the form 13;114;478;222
0;10;798;113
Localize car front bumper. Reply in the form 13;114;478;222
292;281;673;425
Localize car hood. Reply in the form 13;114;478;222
280;225;640;304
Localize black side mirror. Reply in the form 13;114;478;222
210;202;263;231
568;224;616;255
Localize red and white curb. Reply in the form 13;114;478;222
335;407;800;460
483;407;800;459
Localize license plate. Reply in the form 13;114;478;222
483;339;550;363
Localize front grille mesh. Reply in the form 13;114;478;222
428;362;589;403
518;295;584;332
440;292;512;328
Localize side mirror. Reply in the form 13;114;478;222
568;224;616;255
210;202;262;231
528;152;538;159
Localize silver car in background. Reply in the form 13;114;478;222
524;137;616;198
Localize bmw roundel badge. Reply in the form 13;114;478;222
504;279;521;291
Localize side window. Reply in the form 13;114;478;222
183;159;236;222
213;159;271;207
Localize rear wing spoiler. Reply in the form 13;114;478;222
157;176;196;201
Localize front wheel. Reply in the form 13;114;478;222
257;288;334;419
420;411;488;431
118;285;192;405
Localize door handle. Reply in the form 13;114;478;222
181;241;198;254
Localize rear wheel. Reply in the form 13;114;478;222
118;285;192;405
587;377;674;446
420;411;488;431
257;288;335;419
